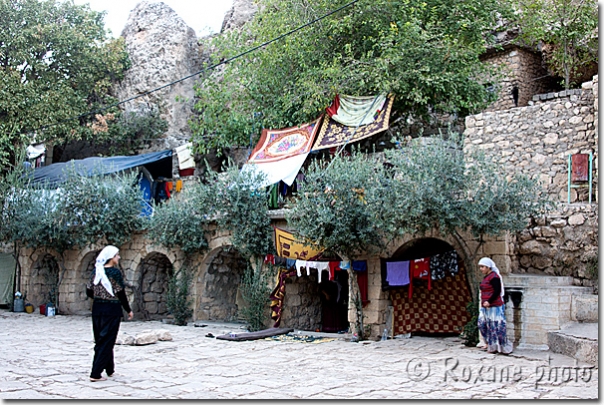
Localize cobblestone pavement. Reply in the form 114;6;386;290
0;310;598;400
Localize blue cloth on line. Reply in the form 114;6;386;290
352;260;367;272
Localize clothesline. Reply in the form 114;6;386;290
264;254;366;283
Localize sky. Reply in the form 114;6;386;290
71;0;235;37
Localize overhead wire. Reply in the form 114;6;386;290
31;0;360;135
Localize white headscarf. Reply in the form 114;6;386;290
479;257;505;297
94;246;119;297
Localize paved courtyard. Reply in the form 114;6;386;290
0;309;597;399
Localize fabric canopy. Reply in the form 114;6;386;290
29;149;173;188
312;96;394;152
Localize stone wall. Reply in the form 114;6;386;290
463;75;598;282
280;272;322;331
481;46;555;112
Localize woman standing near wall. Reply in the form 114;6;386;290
477;257;513;354
86;246;133;382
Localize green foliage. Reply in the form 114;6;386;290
0;0;130;167
203;163;274;259
105;108;169;155
1;167;145;253
192;0;507;154
165;268;194;326
239;261;273;331
461;300;479;347
287;133;550;260
512;0;598;89
382;135;551;239
147;180;210;255
286;150;387;259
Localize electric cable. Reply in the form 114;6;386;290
31;0;360;134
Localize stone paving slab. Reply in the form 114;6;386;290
0;310;598;399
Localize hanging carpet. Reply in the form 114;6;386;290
240;117;322;188
326;93;387;127
311;96;394;152
390;264;471;335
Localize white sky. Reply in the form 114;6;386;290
71;0;235;37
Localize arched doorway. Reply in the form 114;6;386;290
27;254;60;309
133;252;174;321
386;238;472;336
196;247;246;321
69;251;99;315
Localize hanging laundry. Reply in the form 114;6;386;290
430;250;459;280
328;261;339;281
295;260;308;277
409;257;431;299
385;261;410;286
339;261;351;270
352;261;367;272
306;261;330;283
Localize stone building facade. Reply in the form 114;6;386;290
481;45;560;112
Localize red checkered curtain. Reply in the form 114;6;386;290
390;263;472;335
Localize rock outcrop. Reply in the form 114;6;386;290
114;1;203;152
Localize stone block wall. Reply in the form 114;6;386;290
463;76;598;282
504;274;593;350
482;47;554;112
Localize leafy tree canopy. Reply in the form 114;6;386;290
0;0;130;167
511;0;598;89
0;165;144;254
287;134;551;260
192;0;508;154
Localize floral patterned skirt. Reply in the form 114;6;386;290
477;305;513;354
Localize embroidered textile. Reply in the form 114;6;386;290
249;117;322;163
326;94;387;127
391;266;471;335
274;227;323;260
311;96;394;152
268;267;297;327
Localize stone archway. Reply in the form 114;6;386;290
195;246;247;322
67;251;99;315
388;237;472;336
133;252;174;321
26;254;60;309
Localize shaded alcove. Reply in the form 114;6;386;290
280;268;349;333
196;247;247;322
26;254;60;309
133;252;174;321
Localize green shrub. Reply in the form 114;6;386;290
165;268;194;326
461;300;479;347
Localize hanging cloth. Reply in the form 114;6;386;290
408;257;431;300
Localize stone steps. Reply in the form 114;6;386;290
547;322;598;365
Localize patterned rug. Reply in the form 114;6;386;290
390;267;472;335
311;96;394;151
248;117;322;163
